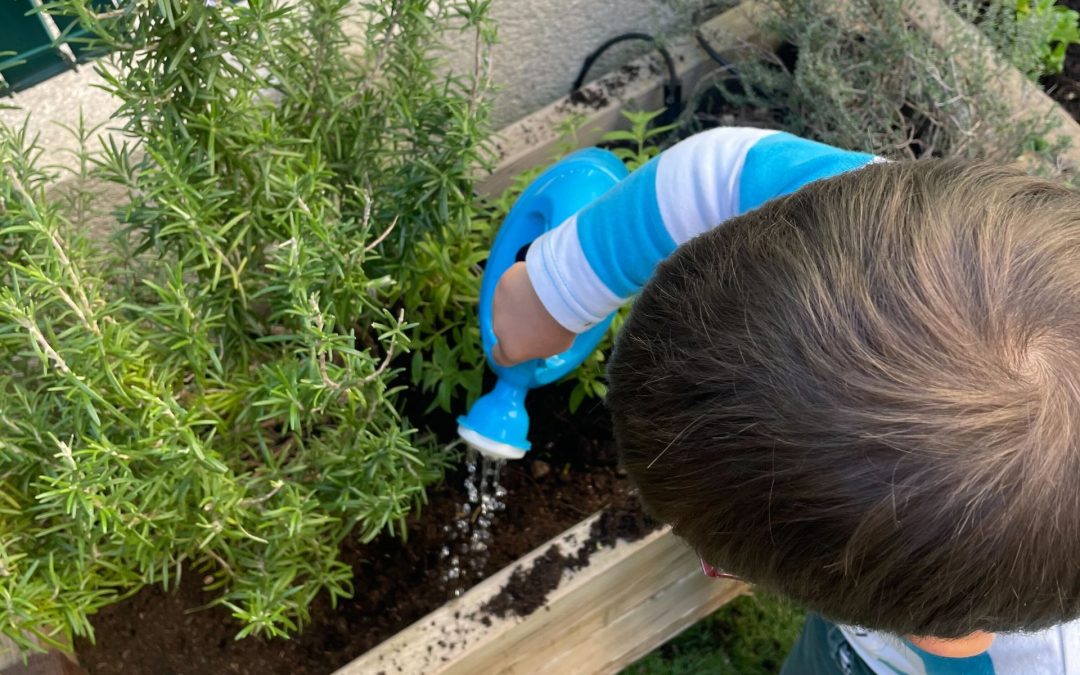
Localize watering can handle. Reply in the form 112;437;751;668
479;149;629;389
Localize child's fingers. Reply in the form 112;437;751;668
490;261;575;367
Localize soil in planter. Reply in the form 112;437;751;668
1043;0;1080;122
75;383;645;675
481;503;660;620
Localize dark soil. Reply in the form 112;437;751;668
481;504;660;620
75;383;646;675
1042;0;1080;122
480;545;575;619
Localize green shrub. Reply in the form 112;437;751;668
0;0;495;648
1020;0;1080;76
705;0;1064;165
970;0;1080;77
622;593;805;675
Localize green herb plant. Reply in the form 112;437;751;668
0;0;494;649
953;0;1080;79
1011;0;1080;76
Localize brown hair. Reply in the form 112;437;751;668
607;159;1080;638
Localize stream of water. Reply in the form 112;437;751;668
438;447;507;597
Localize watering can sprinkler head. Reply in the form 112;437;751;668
456;378;531;460
457;148;628;460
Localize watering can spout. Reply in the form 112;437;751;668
457;379;530;460
457;148;629;460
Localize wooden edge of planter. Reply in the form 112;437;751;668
334;514;747;675
476;0;779;197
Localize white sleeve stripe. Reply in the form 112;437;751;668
655;127;780;245
525;214;626;334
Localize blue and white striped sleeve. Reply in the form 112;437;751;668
524;128;878;333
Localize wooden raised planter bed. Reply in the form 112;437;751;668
8;1;1080;674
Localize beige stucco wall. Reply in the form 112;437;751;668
457;0;682;127
0;63;118;164
0;0;693;160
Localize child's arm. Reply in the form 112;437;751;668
491;128;876;366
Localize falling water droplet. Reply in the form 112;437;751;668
438;448;508;597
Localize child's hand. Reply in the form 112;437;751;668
491;262;575;366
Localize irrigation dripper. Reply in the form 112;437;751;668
457;148;628;460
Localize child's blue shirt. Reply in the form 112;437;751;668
840;620;1080;675
524;127;1080;674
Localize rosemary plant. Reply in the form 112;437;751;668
0;0;495;648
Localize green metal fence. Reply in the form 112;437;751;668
0;1;115;94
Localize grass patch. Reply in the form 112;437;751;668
621;593;805;675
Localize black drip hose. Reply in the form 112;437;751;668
569;7;745;129
571;32;678;92
570;32;683;126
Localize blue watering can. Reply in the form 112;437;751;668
457;148;629;459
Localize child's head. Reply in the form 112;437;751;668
607;159;1080;639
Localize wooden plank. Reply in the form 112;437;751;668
335;515;745;675
553;567;747;672
478;0;779;197
534;558;746;674
447;527;739;675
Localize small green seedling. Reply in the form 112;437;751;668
1017;0;1080;75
